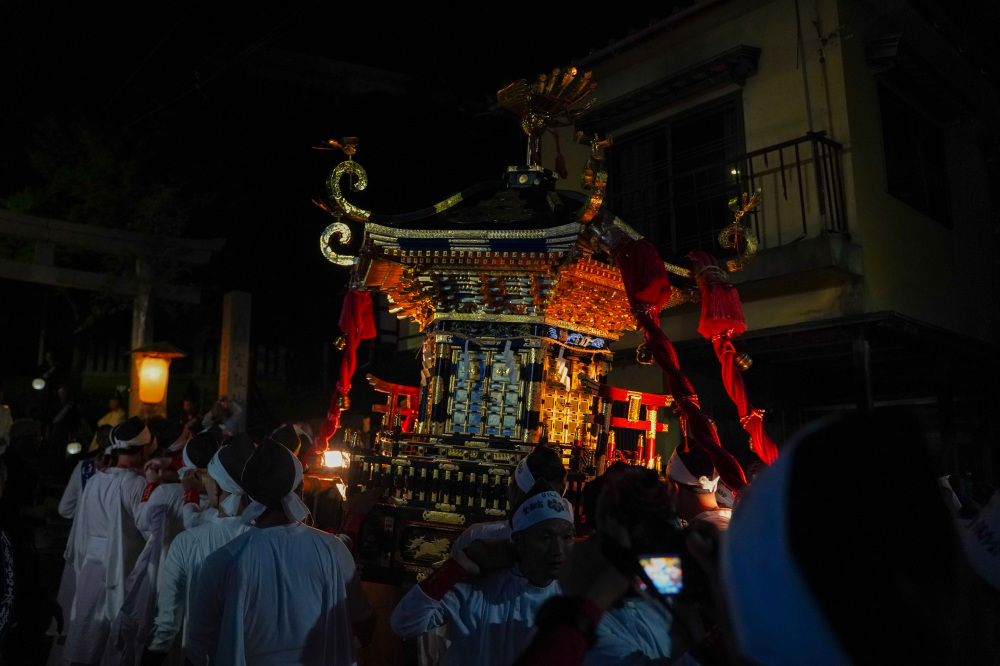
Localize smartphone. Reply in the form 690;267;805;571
637;554;684;595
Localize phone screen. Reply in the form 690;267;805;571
638;555;684;595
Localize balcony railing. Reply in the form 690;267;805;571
609;131;847;258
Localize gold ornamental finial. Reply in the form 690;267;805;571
497;67;597;167
719;188;762;272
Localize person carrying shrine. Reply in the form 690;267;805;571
452;445;567;551
186;435;374;666
665;445;732;530
62;417;156;665
143;433;256;665
391;486;575;666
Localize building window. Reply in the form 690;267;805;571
607;94;745;257
878;84;951;226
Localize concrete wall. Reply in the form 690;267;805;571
837;0;996;343
544;0;997;345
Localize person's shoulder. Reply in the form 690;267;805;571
150;483;182;502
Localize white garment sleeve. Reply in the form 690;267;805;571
147;533;188;653
329;534;372;623
181;499;216;530
135;484;171;537
121;472;151;522
391;585;451;639
185;547;229;666
58;461;84;520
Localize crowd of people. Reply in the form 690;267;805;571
0;388;999;664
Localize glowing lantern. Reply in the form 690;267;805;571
66;442;82;455
32;378;46;390
138;356;171;403
322;449;350;469
130;342;186;410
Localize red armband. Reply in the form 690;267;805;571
183;488;200;505
142;483;158;502
418;557;471;601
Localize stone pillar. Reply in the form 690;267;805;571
219;291;251;433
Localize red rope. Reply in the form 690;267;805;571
608;237;747;491
711;335;779;465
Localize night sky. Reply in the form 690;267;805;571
0;2;665;414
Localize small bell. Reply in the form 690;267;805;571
333;334;347;351
636;343;654;365
337;394;351;410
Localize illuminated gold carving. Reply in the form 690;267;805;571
720;189;762;272
626;392;643;422
422;510;466;525
434;192;464;213
320;221;355;266
575;132;613;224
498;66;597;167
328;160;371;222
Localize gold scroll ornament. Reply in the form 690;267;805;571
320;220;354;266
327;160;372;222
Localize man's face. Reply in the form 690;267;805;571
514;518;575;584
109;397;120;411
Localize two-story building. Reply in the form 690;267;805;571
543;0;999;479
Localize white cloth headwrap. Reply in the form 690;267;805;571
207;450;245;517
721;420;851;665
514;458;536;493
240;448;311;526
111;423;151;450
511;490;573;533
178;444;198;478
665;449;720;493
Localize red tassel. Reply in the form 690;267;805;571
690;251;746;339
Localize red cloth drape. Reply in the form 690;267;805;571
611;239;748;492
319;290;376;446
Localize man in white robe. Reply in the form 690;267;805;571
100;431;223;665
186;436;374;666
62;417;156;666
392;489;575;666
143;433;256;664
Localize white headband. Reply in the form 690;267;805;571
514;458;536;493
665;449;720;493
179;444;197;478
721;423;851;664
111;424;151;450
511;491;573;533
208;451;245;517
240;448;311;526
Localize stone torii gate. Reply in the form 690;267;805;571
0;209;246;419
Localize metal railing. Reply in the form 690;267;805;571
609;132;847;257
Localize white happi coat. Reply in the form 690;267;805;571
186;523;372;666
391;565;561;666
148;516;250;653
63;467;148;664
584;597;674;665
